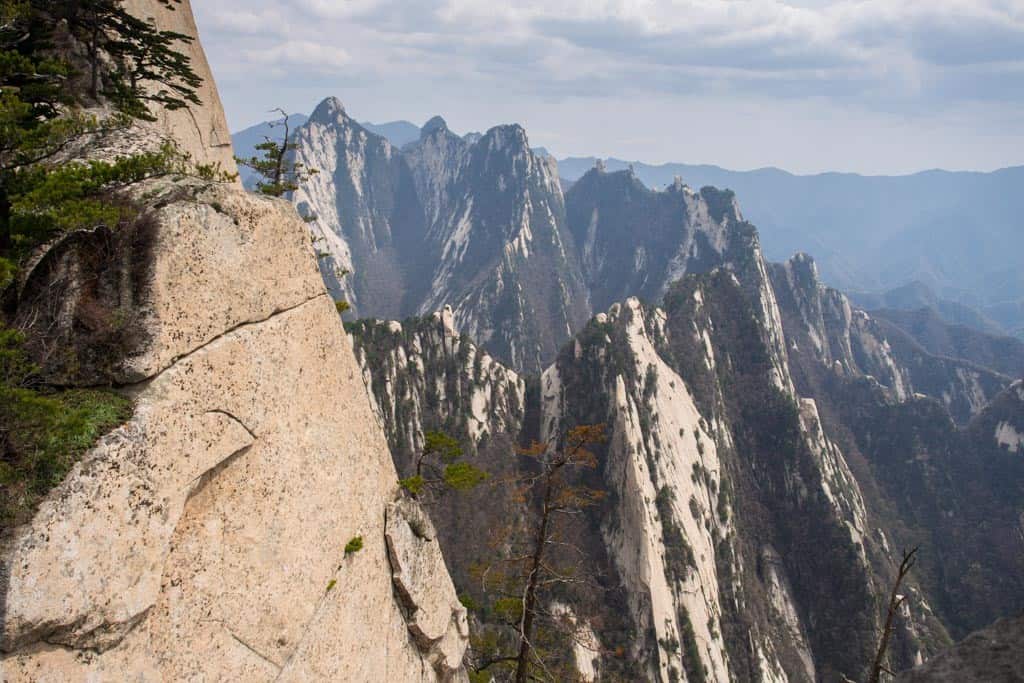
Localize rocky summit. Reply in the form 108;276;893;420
242;92;1024;682
1;2;1020;682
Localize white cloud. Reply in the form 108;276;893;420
244;40;352;72
194;0;1024;173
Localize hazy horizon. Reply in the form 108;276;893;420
199;1;1024;176
232;106;1024;178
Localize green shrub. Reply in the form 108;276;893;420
0;324;133;527
443;461;488;491
399;474;425;496
458;593;480;611
344;536;363;555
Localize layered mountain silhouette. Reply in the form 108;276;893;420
229;99;1024;681
235;114;1023;340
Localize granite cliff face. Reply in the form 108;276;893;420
290;102;801;376
349;209;1023;680
770;253;1016;423
0;3;468;680
349;306;526;462
119;0;237;175
291;103;589;373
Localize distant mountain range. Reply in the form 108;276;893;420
232;114;419;187
557;157;1024;338
228;99;1024;680
233;116;1024;339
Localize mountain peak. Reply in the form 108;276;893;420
421;115;449;137
785;252;821;290
310;96;348;124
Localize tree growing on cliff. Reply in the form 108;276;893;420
48;0;202;117
0;0;206;266
399;430;487;502
235;108;318;200
0;0;209;530
470;424;607;683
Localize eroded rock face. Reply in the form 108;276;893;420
291;101;593;374
769;253;1012;423
0;1;466;677
386;498;470;681
349;306;526;460
120;0;237;176
0;180;467;681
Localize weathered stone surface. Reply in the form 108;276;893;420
120;180;325;381
386;498;470;680
0;2;468;678
0;181;467;680
120;0;238;176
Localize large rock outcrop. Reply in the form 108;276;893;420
349;306;526;460
0;182;468;683
290;102;590;373
120;0;237;175
0;2;467;680
770;253;1014;423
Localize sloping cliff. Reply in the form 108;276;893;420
119;0;237;175
0;2;467;680
349;238;1023;680
290;102;590;373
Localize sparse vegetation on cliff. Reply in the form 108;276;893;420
0;0;207;533
0;325;131;527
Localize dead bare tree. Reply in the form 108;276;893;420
869;546;919;683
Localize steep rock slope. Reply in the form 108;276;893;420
347;311;541;613
564;168;794;395
290;97;425;318
0;4;467;680
541;278;890;682
564;170;743;313
120;0;236;175
770;253;1013;423
349;306;526;463
0;179;468;683
351;280;926;680
291;105;807;379
407;119;590;371
291;104;590;373
347;239;1024;680
772;256;1024;643
557;157;1024;338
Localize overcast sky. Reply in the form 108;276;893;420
194;0;1024;175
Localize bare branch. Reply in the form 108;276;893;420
869;546;919;683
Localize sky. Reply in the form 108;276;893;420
194;0;1024;175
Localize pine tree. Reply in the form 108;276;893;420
0;0;206;265
399;430;488;501
470;424;607;682
235;108;318;199
0;0;210;529
48;0;202;118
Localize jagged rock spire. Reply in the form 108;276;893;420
421;115;448;137
311;96;347;124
